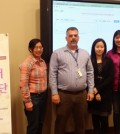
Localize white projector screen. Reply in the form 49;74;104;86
52;0;120;53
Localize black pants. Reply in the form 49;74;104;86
55;90;87;134
24;91;47;134
113;91;120;134
92;114;108;134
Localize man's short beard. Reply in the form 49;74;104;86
71;41;77;46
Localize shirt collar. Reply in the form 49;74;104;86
30;54;44;63
64;46;79;52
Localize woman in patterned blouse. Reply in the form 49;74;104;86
19;38;47;134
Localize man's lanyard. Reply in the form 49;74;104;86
68;50;83;77
69;50;78;67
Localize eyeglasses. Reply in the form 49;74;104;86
34;46;43;50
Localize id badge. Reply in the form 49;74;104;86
77;68;83;77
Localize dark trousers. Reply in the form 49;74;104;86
55;90;87;134
92;114;108;134
24;91;47;134
113;91;120;134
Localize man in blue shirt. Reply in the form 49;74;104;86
49;27;94;134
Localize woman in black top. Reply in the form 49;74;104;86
88;38;114;134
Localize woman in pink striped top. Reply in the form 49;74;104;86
19;38;47;134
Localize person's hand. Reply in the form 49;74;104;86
93;87;98;94
95;94;101;101
52;94;60;104
87;92;94;101
26;107;33;111
25;101;33;111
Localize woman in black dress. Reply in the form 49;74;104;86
89;38;114;134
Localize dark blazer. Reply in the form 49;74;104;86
88;57;114;113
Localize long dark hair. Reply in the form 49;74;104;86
91;38;107;63
112;30;120;53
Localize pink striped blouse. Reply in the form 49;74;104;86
19;55;47;108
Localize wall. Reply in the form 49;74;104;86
0;0;117;134
0;0;40;134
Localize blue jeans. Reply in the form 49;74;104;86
113;91;120;134
24;91;47;134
